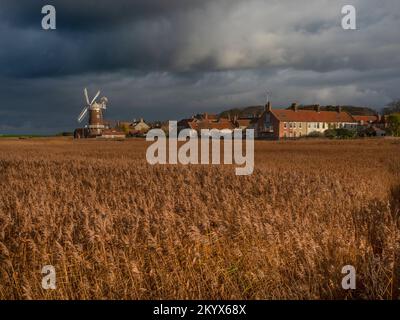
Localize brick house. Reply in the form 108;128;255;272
256;102;358;139
178;113;235;134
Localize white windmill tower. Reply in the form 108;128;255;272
77;88;108;137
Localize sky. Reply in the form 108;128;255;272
0;0;399;134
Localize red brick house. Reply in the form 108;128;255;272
256;102;358;139
178;113;235;134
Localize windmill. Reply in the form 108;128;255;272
77;88;109;137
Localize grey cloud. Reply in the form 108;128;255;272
0;0;399;133
1;0;215;30
1;0;400;78
1;66;398;134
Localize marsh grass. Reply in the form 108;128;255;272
0;138;399;299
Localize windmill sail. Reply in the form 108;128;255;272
91;91;101;105
78;107;88;122
84;88;90;105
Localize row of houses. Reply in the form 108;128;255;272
89;118;152;139
177;101;388;139
257;102;387;139
99;101;389;140
116;118;151;136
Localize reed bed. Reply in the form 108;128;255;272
0;138;399;299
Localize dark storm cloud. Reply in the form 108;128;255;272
1;0;214;30
1;0;400;78
0;0;229;78
0;0;198;77
0;0;400;133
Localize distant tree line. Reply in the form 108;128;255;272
383;100;400;115
384;100;400;137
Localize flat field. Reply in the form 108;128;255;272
0;137;399;299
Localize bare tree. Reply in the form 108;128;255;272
383;100;400;115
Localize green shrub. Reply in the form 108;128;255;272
335;128;357;139
307;131;324;138
324;129;337;139
388;113;400;137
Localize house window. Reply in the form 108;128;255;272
294;122;296;128
308;123;311;128
284;122;287;129
289;123;292;128
317;123;320;129
299;123;302;128
322;123;325;129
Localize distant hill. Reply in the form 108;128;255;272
289;105;377;115
220;105;264;118
220;104;377;118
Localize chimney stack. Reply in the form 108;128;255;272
291;102;298;112
315;104;321;113
204;112;208;120
337;106;342;113
265;101;272;112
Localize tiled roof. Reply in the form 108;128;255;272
352;115;379;123
271;109;356;123
189;120;235;131
207;114;218;120
178;118;196;126
194;113;219;121
236;119;252;127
